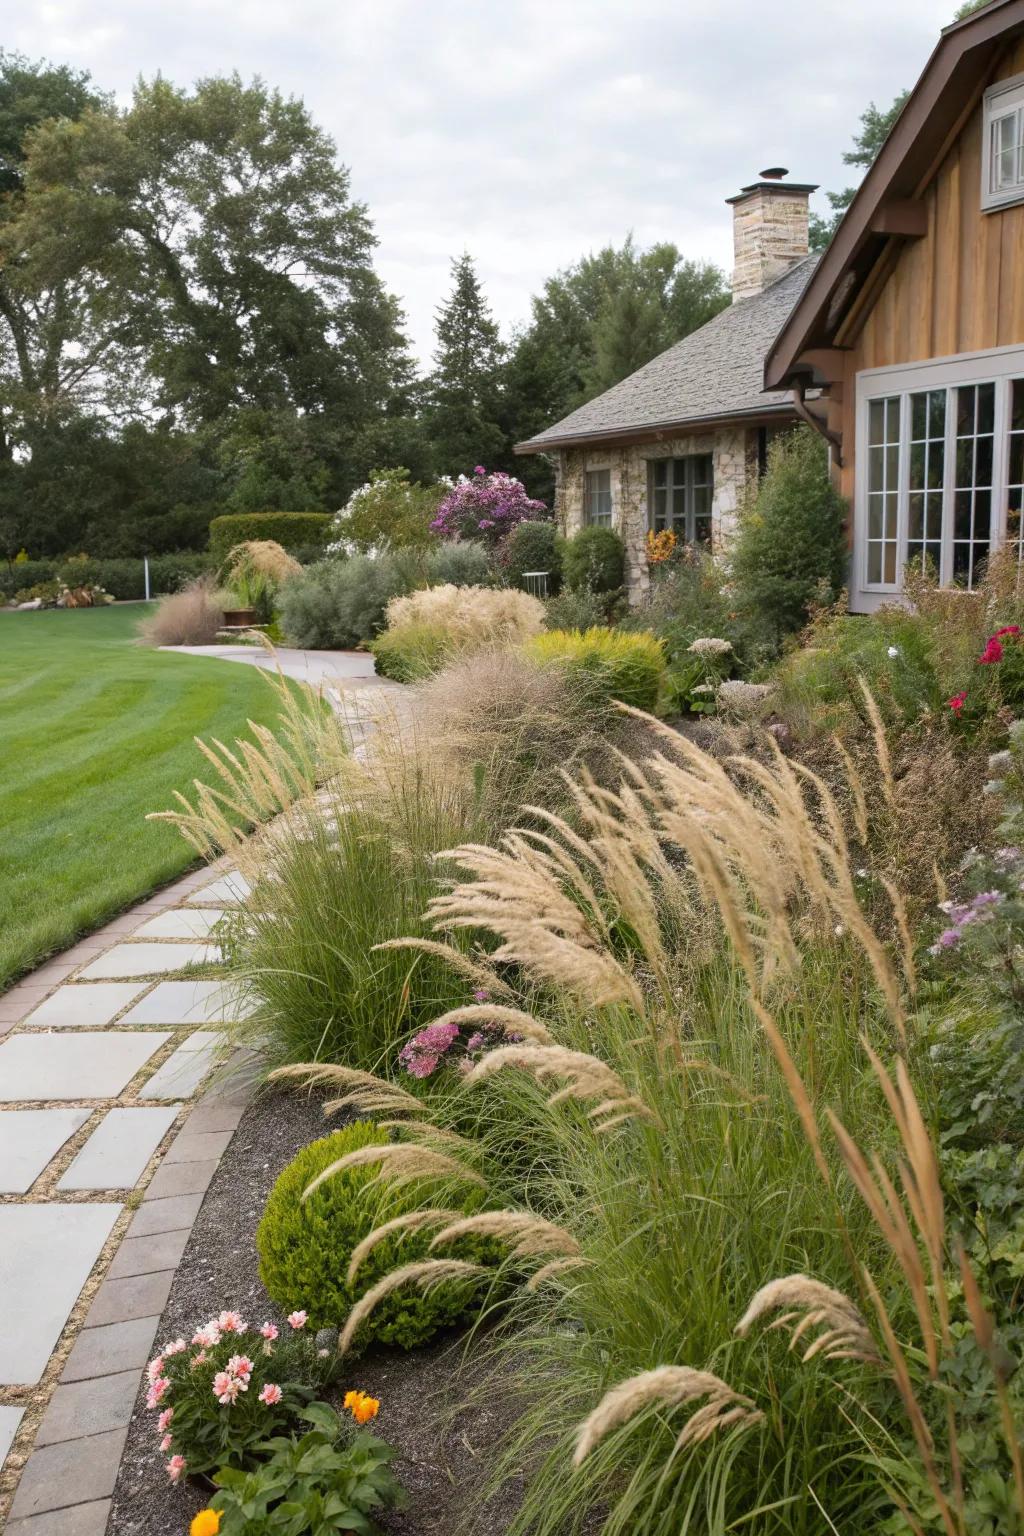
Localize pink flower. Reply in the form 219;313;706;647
145;1377;171;1410
259;1383;283;1405
226;1354;254;1383
157;1408;174;1433
213;1371;242;1406
287;1311;308;1330
160;1433;173;1452
190;1351;208;1368
146;1356;166;1384
167;1454;186;1483
192;1325;220;1349
260;1323;279;1341
995;625;1021;638
474;465;486;475
472;988;490;1002
162;1338;187;1356
979;637;1004;664
217;1310;245;1334
948;691;967;716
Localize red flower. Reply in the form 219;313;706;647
994;625;1021;638
979;638;1004;665
948;691;967;716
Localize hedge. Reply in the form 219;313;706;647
1;553;213;602
208;512;331;565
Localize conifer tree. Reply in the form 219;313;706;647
426;253;507;475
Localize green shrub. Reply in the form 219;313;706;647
329;467;443;552
543;587;609;631
371;621;450;682
277;553;419;649
1;553;212;602
561;526;625;595
730;427;848;648
209;513;331;565
526;627;665;711
1;559;56;598
501;520;563;595
427;539;493;587
257;1122;494;1348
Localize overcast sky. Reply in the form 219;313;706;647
10;0;955;367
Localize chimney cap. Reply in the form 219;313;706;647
760;166;789;180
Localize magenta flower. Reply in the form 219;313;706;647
474;465;486;475
473;988;490;1002
400;1021;461;1079
430;470;547;546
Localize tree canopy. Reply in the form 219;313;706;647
809;91;910;251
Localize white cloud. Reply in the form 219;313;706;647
10;0;953;365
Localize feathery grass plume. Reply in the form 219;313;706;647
339;1259;485;1355
857;675;895;809
879;874;917;994
749;999;831;1186
302;1142;486;1201
736;1274;879;1363
573;1366;762;1467
430;1210;581;1260
462;1043;657;1130
832;734;869;844
371;938;512;998
346;1210;455;1286
421;1003;556;1044
526;1257;590;1291
425;837;644;1011
268;1063;428;1120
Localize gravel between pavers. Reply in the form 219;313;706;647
108;1086;528;1535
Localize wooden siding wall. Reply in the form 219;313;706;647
837;36;1024;499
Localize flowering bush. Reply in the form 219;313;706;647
328;468;445;554
946;624;1024;733
256;1121;496;1347
430;467;545;547
145;1311;338;1478
662;636;735;716
399;992;519;1079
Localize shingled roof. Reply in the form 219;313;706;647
516;254;818;454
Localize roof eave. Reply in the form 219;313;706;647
764;0;1024;390
515;400;800;455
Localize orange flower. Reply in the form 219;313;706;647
344;1388;380;1423
191;1511;222;1536
645;528;677;565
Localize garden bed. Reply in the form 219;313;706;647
108;1086;528;1535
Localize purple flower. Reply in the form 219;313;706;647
473;988;490;1002
399;1021;460;1079
466;1032;487;1052
474;465;486;475
430;471;547;547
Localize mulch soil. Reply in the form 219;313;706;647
108;1086;528;1535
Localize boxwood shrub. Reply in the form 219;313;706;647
2;553;213;601
209;512;331;565
561;526;625;595
371;621;450;682
257;1121;496;1349
501;520;563;595
526;627;665;712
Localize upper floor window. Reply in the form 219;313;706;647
982;74;1024;210
650;455;713;545
584;468;613;527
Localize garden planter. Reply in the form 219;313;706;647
221;607;257;628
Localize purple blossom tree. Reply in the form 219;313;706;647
430;467;546;548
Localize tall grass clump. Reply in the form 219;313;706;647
349;716;1020;1534
371;584;546;681
137;574;225;647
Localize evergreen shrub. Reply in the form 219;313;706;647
526;627;665;711
209;513;331;565
561;526;625;595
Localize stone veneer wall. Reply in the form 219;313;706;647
554;429;757;602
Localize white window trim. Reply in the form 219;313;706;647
853;344;1024;608
981;71;1024;212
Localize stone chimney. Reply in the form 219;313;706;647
726;168;818;302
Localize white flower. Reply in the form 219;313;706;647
716;680;775;716
687;637;733;656
988;750;1013;775
887;646;899;658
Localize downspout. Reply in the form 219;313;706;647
791;380;843;468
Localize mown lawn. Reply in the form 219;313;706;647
0;604;285;988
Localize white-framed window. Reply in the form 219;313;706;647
649;455;714;545
854;346;1024;604
982;73;1024;210
584;468;613;527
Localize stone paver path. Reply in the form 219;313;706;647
0;860;256;1533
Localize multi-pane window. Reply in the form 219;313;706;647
867;398;900;585
983;76;1024;208
858;356;1024;598
952;383;995;586
650;456;713;545
907;390;946;577
1009;380;1024;561
584;469;613;527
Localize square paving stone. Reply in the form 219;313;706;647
0;1108;92;1193
193;871;250;903
120;979;252;1027
0;1032;169;1102
133;907;227;939
62;1315;159;1382
21;984;148;1031
107;1226;190;1279
8;1427;126;1518
36;1369;139;1445
0;1204;121;1384
0;1404;23;1468
57;1106;179;1191
8;1497;111;1536
77;942;217;980
86;1270;173;1327
138;1031;223;1100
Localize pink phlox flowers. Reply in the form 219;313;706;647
157;1407;174;1433
260;1322;279;1340
217;1310;245;1333
166;1455;186;1483
146;1355;166;1384
287;1310;308;1330
213;1371;243;1406
192;1324;221;1349
162;1338;188;1356
160;1433;173;1452
399;1021;460;1079
145;1377;171;1410
226;1354;254;1383
259;1383;283;1405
